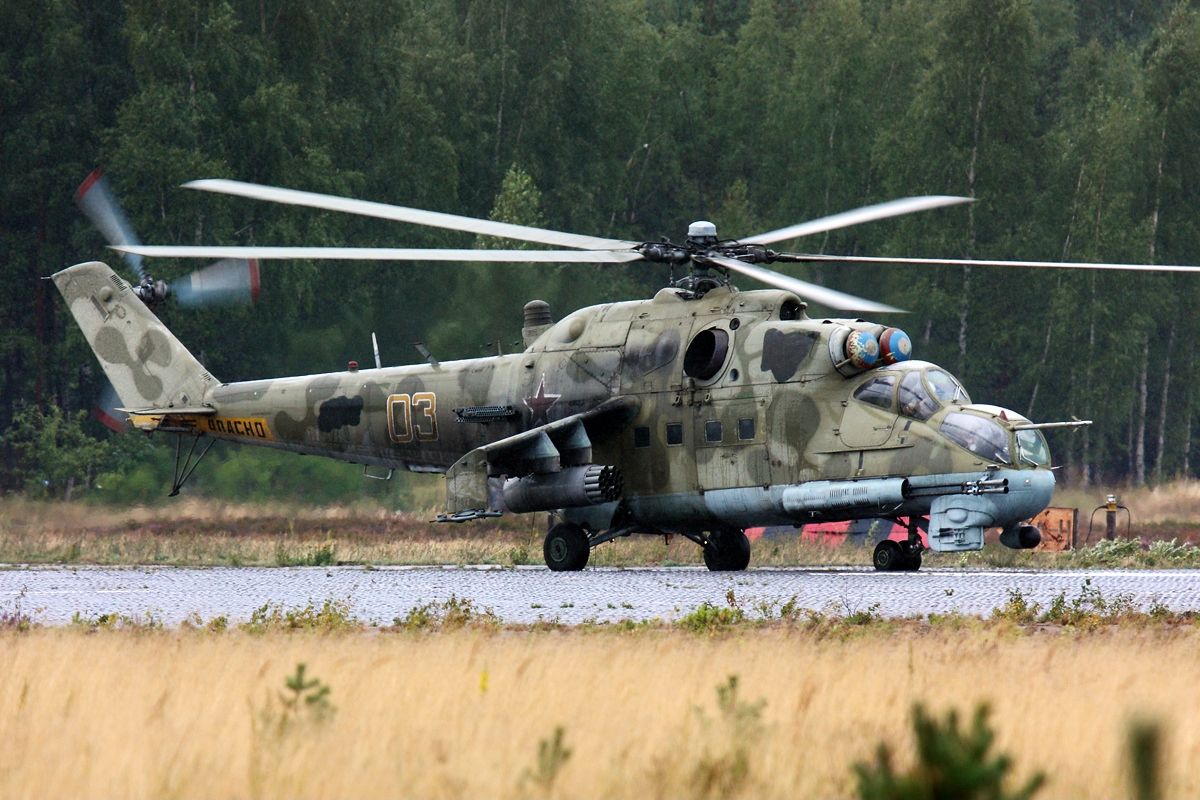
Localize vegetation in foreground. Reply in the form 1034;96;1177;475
0;591;1195;799
5;494;1200;569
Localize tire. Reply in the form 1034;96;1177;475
703;529;751;572
872;539;903;572
544;523;590;571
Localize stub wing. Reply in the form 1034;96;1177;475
441;396;640;520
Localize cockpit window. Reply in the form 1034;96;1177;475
941;412;1012;464
853;375;896;410
1017;429;1051;467
926;369;969;405
898;371;938;420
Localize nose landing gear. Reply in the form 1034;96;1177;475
873;518;926;572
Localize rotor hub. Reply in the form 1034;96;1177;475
687;220;718;242
135;277;169;306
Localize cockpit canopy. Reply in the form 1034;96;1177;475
852;362;970;421
850;362;1053;468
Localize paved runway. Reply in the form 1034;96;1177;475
2;565;1199;625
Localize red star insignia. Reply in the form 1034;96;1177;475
524;374;561;425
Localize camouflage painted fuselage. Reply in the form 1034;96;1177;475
55;262;1053;539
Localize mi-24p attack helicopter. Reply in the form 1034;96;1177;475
54;180;1200;572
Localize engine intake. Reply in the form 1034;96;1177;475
502;465;623;513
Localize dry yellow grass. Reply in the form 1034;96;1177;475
0;496;869;567
6;486;1200;568
0;626;1197;799
1056;479;1200;527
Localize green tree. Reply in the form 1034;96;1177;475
878;0;1045;391
0;0;127;481
854;704;1045;800
2;405;111;499
428;164;554;358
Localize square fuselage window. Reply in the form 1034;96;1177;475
704;420;723;443
738;418;755;440
666;422;683;445
634;426;651;448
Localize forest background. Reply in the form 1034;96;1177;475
2;0;1199;507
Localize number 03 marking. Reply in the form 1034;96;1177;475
387;392;438;444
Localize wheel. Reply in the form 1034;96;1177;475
703;529;751;572
899;549;923;571
543;522;590;571
872;539;903;572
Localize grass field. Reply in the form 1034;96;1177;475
0;620;1197;799
4;485;1200;568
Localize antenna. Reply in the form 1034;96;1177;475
371;332;382;369
414;342;440;369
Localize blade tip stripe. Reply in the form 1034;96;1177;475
75;168;105;202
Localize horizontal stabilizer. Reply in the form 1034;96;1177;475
124;406;215;433
118;405;216;416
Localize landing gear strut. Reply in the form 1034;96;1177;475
703;528;751;572
872;518;925;572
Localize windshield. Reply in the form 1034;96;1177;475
895;366;971;420
926;369;970;405
898;371;938;420
1017;429;1051;467
940;412;1012;465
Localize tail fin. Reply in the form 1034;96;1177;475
53;261;218;412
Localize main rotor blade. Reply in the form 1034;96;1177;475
742;196;973;246
704;255;904;313
113;245;645;263
172;258;261;308
784;253;1200;273
75;169;147;281
185;179;640;251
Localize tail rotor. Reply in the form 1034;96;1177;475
74;169;260;429
75;169;260;310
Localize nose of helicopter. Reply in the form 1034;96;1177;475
995;467;1056;525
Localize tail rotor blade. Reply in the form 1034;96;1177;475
171;258;261;308
94;379;128;433
75;169;146;281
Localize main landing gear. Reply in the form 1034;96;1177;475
702;528;751;572
872;518;925;572
544;522;591;571
542;521;752;572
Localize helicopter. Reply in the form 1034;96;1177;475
54;179;1200;572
